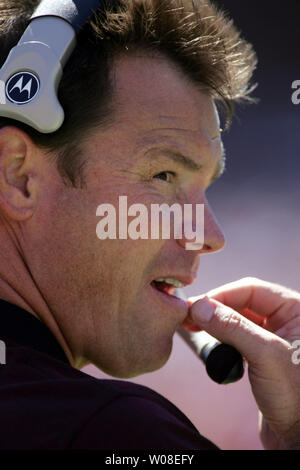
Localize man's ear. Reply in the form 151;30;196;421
0;126;41;221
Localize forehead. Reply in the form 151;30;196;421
111;51;220;140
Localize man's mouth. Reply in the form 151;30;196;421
148;277;191;323
151;278;185;297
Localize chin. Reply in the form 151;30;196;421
99;345;172;379
125;356;170;379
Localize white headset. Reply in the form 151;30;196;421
0;0;103;133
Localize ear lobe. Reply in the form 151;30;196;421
0;126;38;221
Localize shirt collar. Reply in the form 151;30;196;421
0;299;70;365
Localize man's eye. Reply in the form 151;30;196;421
153;171;175;183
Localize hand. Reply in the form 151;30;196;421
185;277;300;450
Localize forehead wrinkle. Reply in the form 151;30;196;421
154;115;199;131
147;114;206;132
152;126;222;141
136;127;221;160
136;126;207;152
144;148;202;171
141;116;221;146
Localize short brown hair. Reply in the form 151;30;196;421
0;0;257;186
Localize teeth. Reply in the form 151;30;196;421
154;278;184;288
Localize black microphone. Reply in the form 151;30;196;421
175;289;244;384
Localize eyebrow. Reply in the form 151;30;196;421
144;147;226;184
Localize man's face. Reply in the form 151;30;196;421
27;52;225;377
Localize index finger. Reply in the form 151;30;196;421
189;277;300;332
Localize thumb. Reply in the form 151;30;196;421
189;296;287;365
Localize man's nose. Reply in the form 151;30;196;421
176;198;225;254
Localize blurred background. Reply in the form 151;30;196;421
83;0;300;450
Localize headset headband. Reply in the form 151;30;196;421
0;0;102;133
31;0;101;33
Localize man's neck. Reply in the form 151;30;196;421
0;220;76;368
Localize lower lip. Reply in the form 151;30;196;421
148;283;188;317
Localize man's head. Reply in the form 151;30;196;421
0;0;256;377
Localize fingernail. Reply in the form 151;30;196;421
191;296;216;323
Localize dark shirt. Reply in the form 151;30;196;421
0;299;218;450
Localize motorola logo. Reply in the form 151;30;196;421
6;71;40;105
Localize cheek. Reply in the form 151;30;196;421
51;183;167;299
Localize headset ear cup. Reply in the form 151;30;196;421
0;38;67;133
0;0;102;133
